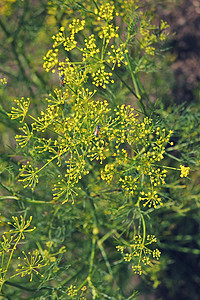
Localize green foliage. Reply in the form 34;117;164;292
0;0;199;299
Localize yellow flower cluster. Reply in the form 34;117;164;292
18;162;39;190
159;20;170;41
8;97;30;123
52;26;65;48
7;216;36;238
66;285;78;297
69;19;85;34
43;4;128;89
52;175;78;204
150;168;167;186
0;77;7;85
17;250;47;282
99;24;119;44
9;85;172;206
0;215;46;291
101;163;115;184
180;165;190;178
94;3;115;21
46;88;67;105
107;44;128;69
52;19;85;51
139;190;163;208
92;66;114;89
65;284;87;299
116;234;161;275
15;123;33;148
43;48;58;72
119;175;139;195
119;0;139;17
98;109;171;208
82;34;100;61
140;21;157;56
58;58;88;90
32;105;60;132
140;17;169;56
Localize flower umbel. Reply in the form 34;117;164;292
6;216;36;240
18;162;39;190
8;97;30;123
180;165;190;178
139;190;163;208
117;235;161;275
66;284;78;297
0;216;37;292
17;250;47;282
15;123;33;148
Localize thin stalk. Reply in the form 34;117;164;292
158;243;200;255
89;235;97;277
28;114;65;139
87;236;98;299
140;213;146;246
99;229;116;244
91;0;99;11
60;266;85;287
4;280;53;292
97;240;112;275
35;155;58;174
0;196;52;204
4;281;35;292
104;62;138;99
125;53;147;116
136;75;153;109
1;235;22;289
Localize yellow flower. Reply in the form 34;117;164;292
0;78;7;84
180;165;190;178
8;97;30;123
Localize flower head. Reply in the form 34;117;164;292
180;165;190;178
6;216;36;240
8;97;30;123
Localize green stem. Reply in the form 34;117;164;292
35;155;58;175
125;53;147;116
4;280;53;292
91;0;99;11
60;266;85;287
89;235;97;277
140;213;146;246
2;235;22;286
104;62;138;99
99;229;116;244
152;165;179;171
136;75;153;109
4;281;35;292
28;114;65;139
158;243;200;255
0;182;53;204
87;235;98;299
0;196;52;204
167;138;200;151
97;240;112;275
165;152;181;162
